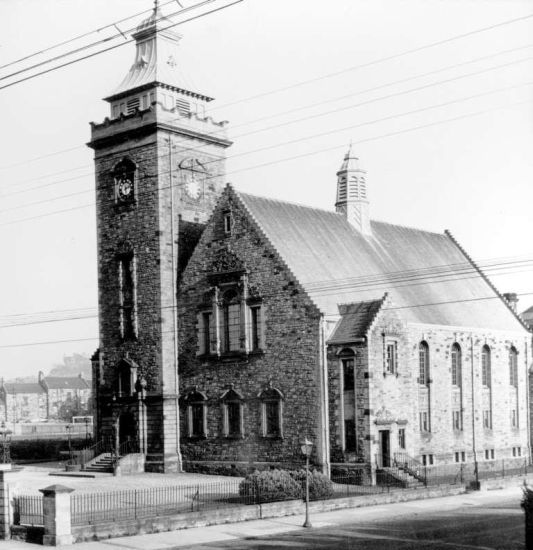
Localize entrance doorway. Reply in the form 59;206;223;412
379;430;390;467
118;412;137;453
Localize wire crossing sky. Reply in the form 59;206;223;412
0;0;531;378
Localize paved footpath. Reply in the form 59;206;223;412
0;485;527;550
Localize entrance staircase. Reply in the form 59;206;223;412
66;437;139;474
376;452;427;488
83;452;115;473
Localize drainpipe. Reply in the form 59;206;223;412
319;317;331;476
470;335;479;487
525;337;531;464
168;138;182;470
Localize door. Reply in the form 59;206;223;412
118;412;137;453
379;430;390;467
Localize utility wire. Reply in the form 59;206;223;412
1;18;533;173
0;0;179;71
3;288;533;349
3;39;532;185
2;75;531;214
0;0;219;84
206;11;533;113
1;96;530;227
0;0;243;92
2;254;533;328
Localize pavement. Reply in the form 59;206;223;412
0;484;528;549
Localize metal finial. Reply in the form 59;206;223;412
154;0;160;10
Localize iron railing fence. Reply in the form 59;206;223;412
13;494;44;526
71;479;253;525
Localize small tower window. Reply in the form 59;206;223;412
224;213;232;234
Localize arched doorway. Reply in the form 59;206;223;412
118;412;137;453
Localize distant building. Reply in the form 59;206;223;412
0;374;91;424
0;382;47;423
38;372;91;420
521;304;533;330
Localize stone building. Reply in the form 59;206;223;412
0;381;47;424
90;3;531;476
38;372;91;420
88;3;230;472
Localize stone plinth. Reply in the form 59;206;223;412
39;484;74;546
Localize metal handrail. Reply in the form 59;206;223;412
66;436;114;467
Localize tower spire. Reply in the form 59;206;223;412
335;145;371;236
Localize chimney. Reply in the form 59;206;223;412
503;292;518;313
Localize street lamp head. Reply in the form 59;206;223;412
300;438;313;457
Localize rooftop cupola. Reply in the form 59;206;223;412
335;145;371;236
104;0;213;119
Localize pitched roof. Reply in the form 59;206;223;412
328;297;386;344
3;383;44;395
43;377;90;390
235;190;525;332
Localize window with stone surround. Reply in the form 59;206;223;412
220;388;244;438
118;253;137;340
385;341;397;375
185;390;207;438
419;411;429;432
452;410;462;431
483;409;492;429
451;344;462;387
196;280;264;358
259;386;283;438
398;428;405;449
481;345;491;388
418;341;430;385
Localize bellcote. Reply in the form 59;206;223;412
335;146;371;236
104;0;213;120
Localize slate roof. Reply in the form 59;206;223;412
328;297;386;344
44;377;90;390
3;383;44;395
235;190;525;332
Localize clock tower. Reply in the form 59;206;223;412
88;1;231;472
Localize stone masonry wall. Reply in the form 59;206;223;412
90;105;229;468
367;318;530;465
177;189;324;468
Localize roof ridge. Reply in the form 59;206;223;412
444;230;530;331
237;190;446;236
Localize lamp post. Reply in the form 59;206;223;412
300;438;313;528
84;417;90;444
66;424;73;461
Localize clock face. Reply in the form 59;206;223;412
185;173;201;199
179;158;207;200
115;175;134;202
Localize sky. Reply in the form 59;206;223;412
0;0;532;379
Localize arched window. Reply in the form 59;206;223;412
116;357;138;397
481;345;491;388
185;390;207;438
451;344;462;387
509;347;518;387
220;388;244;438
339;349;356;452
259;386;283;438
418;341;430;385
222;289;241;353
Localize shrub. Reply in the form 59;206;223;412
290;469;334;500
239;469;301;502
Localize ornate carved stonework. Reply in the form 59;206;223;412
210;247;245;274
374;406;408;426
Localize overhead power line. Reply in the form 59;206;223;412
3;288;532;350
0;0;243;92
207;11;533;113
0;0;179;72
2;38;532;180
2;74;531;214
1;95;530;228
2;253;533;329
